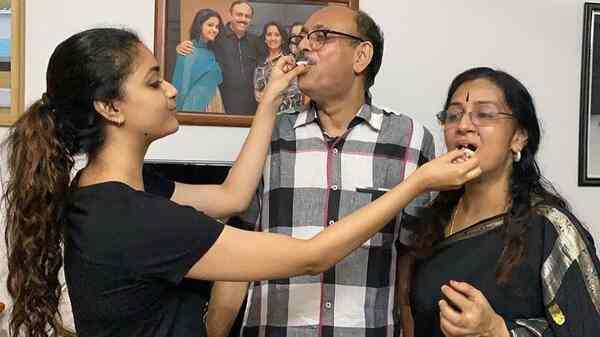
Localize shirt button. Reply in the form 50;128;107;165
332;148;339;154
328;220;335;225
331;185;338;191
325;302;332;309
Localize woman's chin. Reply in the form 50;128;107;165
168;121;180;135
162;118;180;137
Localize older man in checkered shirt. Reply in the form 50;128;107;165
206;6;435;337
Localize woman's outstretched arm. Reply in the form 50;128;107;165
171;57;306;219
186;149;481;281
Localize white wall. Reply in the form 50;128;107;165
360;0;600;235
2;0;600;330
22;0;250;164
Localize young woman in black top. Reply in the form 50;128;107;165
3;28;481;337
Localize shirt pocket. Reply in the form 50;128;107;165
355;186;390;197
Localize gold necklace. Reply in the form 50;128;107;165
446;197;510;237
446;198;462;237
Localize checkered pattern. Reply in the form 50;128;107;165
240;104;435;337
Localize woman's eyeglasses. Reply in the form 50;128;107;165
436;110;514;127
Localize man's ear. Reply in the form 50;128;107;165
93;100;125;126
353;41;374;74
511;127;528;153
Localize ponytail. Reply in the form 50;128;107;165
4;99;74;337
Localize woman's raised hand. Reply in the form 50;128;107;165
439;280;509;337
261;55;308;103
410;149;482;192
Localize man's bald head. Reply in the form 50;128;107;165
303;6;384;104
305;6;359;33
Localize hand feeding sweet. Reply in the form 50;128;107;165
262;55;309;103
452;144;476;164
293;50;316;66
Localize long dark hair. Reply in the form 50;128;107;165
261;21;289;56
412;67;569;284
3;28;141;337
190;8;223;43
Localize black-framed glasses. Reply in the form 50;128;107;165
436;110;514;127
288;29;365;50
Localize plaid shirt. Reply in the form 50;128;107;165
240;103;435;337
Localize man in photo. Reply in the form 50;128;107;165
288;21;304;55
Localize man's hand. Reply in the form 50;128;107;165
176;40;194;55
438;280;509;337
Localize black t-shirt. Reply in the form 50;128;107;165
64;168;224;337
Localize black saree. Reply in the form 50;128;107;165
410;205;600;337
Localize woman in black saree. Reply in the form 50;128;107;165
400;67;600;337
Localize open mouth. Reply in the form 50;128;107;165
457;143;478;152
294;50;316;66
453;143;477;163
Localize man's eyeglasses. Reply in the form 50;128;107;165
288;29;365;50
436;110;514;127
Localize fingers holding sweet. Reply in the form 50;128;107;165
262;57;308;101
451;148;475;164
414;150;481;192
273;55;296;74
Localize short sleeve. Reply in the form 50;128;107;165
399;126;436;246
397;207;425;248
123;193;224;285
235;179;263;231
418;125;436;167
142;165;175;198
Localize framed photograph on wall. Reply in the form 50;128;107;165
154;0;359;127
579;2;600;186
0;0;25;126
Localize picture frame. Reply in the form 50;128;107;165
154;0;359;127
0;0;25;126
579;2;600;186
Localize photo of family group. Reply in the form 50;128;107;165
155;0;357;126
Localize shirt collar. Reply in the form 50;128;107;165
292;101;382;132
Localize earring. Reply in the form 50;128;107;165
514;150;521;162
